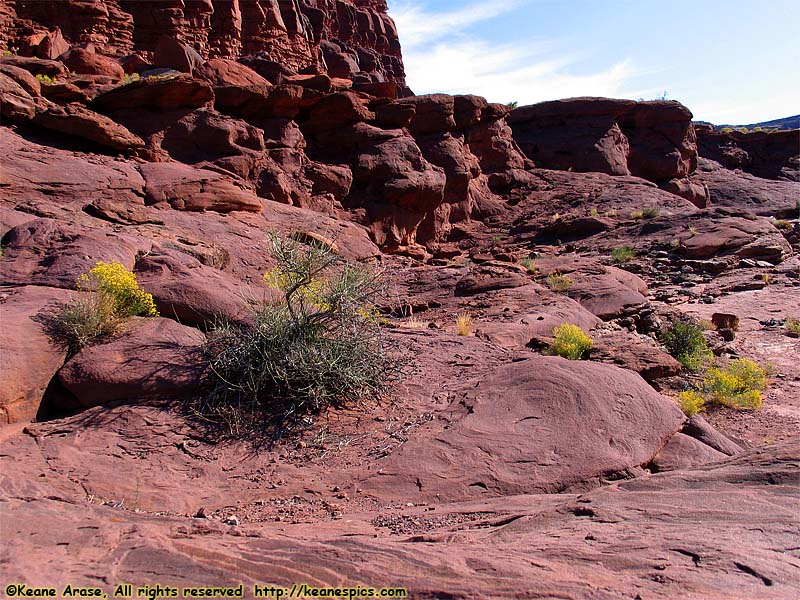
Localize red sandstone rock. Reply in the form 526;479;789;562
0;219;147;289
361;355;684;501
194;57;270;88
134;248;273;328
650;432;728;472
153;35;203;73
696;124;800;181
509;98;699;185
57;317;206;409
140;162;263;213
0;72;35;120
59;46;124;80
0;285;77;423
0;63;41;96
2;1;406;87
91;74;213;112
32;103;145;153
0;55;66;77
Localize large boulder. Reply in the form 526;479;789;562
693;158;800;217
59;47;124;80
32;103;145;153
0;219;146;289
696;124;800;181
134;249;273;328
0;72;35;120
153;36;203;73
0;55;66;77
57;317;206;409
194;58;270;88
0;63;41;96
0;286;77;424
361;356;684;501
509;98;698;183
91;74;213;112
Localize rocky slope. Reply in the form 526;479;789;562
1;10;800;599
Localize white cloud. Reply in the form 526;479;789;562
390;1;528;48
390;1;638;105
403;39;636;105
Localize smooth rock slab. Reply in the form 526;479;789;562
360;356;685;501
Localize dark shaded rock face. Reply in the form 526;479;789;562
508;98;698;183
695;124;800;181
0;0;406;88
507;97;709;207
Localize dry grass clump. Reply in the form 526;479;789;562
456;312;473;336
546;272;573;293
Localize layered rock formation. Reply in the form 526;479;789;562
0;0;406;88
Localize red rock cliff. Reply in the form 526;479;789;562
0;0;405;86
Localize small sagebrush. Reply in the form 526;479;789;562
547;272;574;293
48;261;157;352
786;318;800;337
47;294;122;353
518;257;537;273
550;323;592;360
661;320;711;371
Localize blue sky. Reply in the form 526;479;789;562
387;0;800;124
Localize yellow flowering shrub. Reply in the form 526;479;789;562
78;260;159;317
703;359;767;409
550;323;592;360
263;267;330;311
678;390;706;417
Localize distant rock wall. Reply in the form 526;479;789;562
508;97;709;206
695;124;800;182
0;0;406;87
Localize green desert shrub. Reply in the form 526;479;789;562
550;323;593;360
661;320;712;371
642;207;661;219
611;246;636;263
34;73;57;84
196;232;398;436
